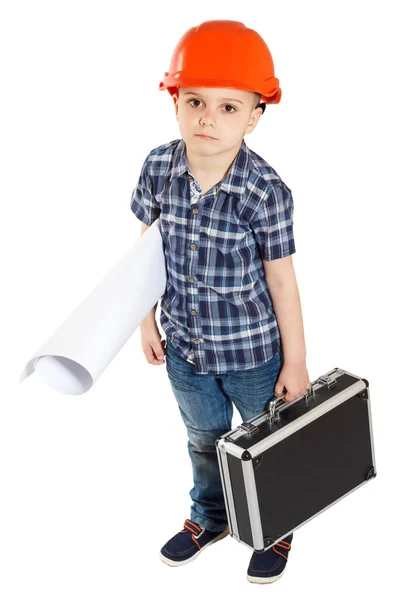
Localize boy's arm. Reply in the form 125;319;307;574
139;221;158;328
140;222;150;235
262;255;306;366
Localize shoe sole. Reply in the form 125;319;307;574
247;567;286;584
159;527;230;567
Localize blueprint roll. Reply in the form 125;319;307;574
20;218;166;396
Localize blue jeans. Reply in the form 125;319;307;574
165;337;283;533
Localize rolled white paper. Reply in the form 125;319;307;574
20;218;166;395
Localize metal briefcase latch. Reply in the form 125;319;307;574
238;422;260;437
317;373;337;390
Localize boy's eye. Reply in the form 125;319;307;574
187;99;236;113
188;99;202;108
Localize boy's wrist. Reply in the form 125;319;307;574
140;303;158;329
282;355;307;367
140;318;158;331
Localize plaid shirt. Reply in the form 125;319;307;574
130;137;296;374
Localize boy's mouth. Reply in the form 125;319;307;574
195;134;217;140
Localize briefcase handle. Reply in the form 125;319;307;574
268;392;285;421
268;370;339;419
269;386;312;421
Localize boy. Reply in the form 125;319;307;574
130;20;311;584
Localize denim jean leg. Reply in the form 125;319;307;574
220;350;283;423
165;341;233;533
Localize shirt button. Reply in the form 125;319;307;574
190;309;197;316
192;207;199;214
188;276;195;283
193;339;201;344
190;243;197;251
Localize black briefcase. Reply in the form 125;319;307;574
215;367;377;553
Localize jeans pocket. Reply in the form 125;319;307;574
165;343;197;392
223;351;282;418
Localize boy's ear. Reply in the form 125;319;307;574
172;93;179;118
254;106;264;119
246;107;263;133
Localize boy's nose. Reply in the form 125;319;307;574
200;112;216;127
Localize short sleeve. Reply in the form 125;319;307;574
130;157;161;226
250;182;296;261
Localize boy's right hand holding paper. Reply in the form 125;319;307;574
140;305;166;365
138;221;166;365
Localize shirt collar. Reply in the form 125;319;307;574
169;137;251;201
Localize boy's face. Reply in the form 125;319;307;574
172;87;263;159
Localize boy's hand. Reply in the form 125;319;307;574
274;362;311;403
140;326;166;365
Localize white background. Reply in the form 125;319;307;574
2;0;399;598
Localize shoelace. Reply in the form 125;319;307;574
181;518;291;559
272;539;292;561
180;519;203;550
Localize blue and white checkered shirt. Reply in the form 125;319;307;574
130;138;296;374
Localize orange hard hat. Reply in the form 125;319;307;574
159;20;282;108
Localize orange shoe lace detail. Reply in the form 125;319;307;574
180;519;203;550
272;539;292;562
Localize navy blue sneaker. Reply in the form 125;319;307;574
247;533;293;584
160;518;230;567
